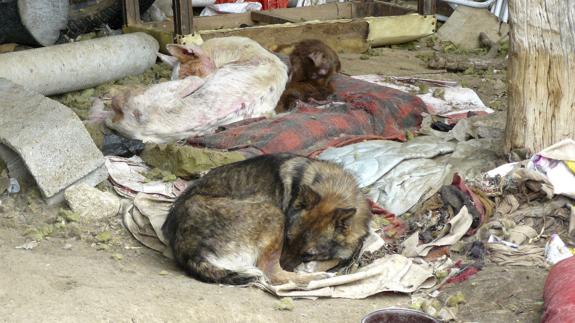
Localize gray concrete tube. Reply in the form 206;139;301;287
0;32;160;96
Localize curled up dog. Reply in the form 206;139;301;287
162;153;371;285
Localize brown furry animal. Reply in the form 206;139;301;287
275;39;341;113
162;153;371;285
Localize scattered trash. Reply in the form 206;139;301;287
488;235;518;249
545;234;573;266
273;297;295;311
402;207;473;257
104;156;188;199
63;243;73;250
257;254;437;299
7;177;19;193
64;183;122;220
487;243;546;267
15;240;38;250
159;270;169;276
352;74;494;117
527;139;575;199
101;132;145;158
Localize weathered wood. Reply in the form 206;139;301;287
356;0;415;17
251;11;296;24
173;0;194;35
201;19;369;53
123;0;141;26
417;0;436;16
125;19;369;54
505;0;575;153
194;13;254;30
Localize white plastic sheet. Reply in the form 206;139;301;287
318;137;455;215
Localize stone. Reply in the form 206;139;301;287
0;78;108;204
65;184;121;220
437;6;509;50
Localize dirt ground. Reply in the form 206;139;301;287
0;38;548;323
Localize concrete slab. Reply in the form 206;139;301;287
437;6;509;50
0;78;108;204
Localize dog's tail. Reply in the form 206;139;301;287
183;258;263;286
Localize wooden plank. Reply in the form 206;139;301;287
125;19;370;54
193;13;254;30
122;0;141;26
250;11;296;24
417;0;436;16
262;2;356;22
201;19;370;53
356;1;416;18
173;0;194;35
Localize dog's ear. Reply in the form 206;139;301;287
294;185;321;210
334;208;356;230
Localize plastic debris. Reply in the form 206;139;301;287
15;241;38;250
7;177;19;193
545;234;573;266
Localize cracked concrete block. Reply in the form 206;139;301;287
0;78;108;204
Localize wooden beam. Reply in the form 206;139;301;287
417;0;436;16
172;0;194;35
201;19;370;53
125;19;370;54
250;11;296;24
122;0;141;26
194;13;254;30
356;0;415;18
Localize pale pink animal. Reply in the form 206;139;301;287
104;36;288;143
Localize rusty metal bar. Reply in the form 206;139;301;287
173;0;194;36
122;0;141;26
417;0;436;16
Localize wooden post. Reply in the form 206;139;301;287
122;0;141;26
173;0;194;36
417;0;436;16
504;0;575;153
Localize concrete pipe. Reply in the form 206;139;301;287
0;32;159;96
